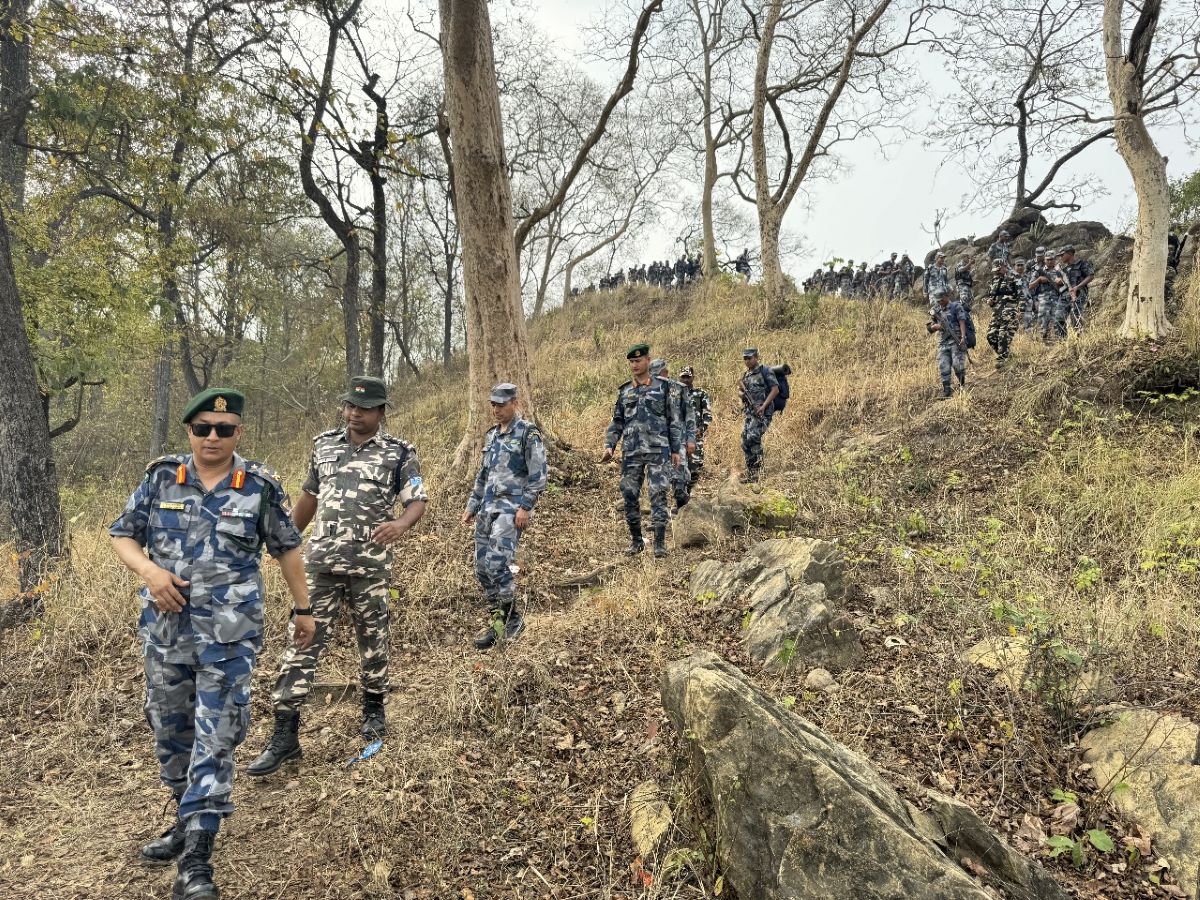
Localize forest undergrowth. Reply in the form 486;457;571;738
2;274;1199;899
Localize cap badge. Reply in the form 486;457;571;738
214;396;227;412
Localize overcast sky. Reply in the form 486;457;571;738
522;0;1200;271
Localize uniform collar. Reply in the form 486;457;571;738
341;426;386;448
182;452;244;490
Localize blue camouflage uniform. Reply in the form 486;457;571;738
923;261;950;303
605;376;682;532
740;362;780;476
1030;262;1058;338
954;262;975;311
467;418;548;608
109;452;300;833
650;359;696;508
1060;256;1096;333
929;299;968;390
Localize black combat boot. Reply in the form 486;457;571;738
172;830;218;900
624;522;645;556
246;711;301;777
361;691;387;741
941;381;953;399
473;602;524;651
140;819;186;866
653;527;668;559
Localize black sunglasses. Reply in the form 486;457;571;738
189;422;238;438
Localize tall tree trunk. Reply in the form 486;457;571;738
1103;0;1172;339
342;235;364;377
440;0;534;467
367;173;386;377
701;128;719;277
751;0;785;321
150;340;173;455
0;0;64;596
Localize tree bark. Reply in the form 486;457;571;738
1103;0;1172;339
440;0;534;466
0;0;65;597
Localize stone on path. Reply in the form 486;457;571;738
629;779;673;858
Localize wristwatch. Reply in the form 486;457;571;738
291;607;313;617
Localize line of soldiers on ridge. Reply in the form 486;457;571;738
803;251;917;299
577;249;753;295
110;354;783;898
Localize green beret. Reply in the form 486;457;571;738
181;388;245;423
626;343;650;359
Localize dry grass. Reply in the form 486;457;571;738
2;273;1199;898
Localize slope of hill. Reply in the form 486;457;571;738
2;274;1199;899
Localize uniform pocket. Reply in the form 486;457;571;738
215;513;260;556
148;508;191;560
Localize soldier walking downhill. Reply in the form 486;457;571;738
679;366;712;487
986;259;1023;366
650;358;697;512
249;376;427;777
738;348;780;482
461;383;547;650
109;388;313;900
603;343;682;559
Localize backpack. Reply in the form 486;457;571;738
770;364;791;413
963;308;977;350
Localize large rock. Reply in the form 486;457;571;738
662;652;1068;900
1081;709;1200;898
672;477;797;549
691;538;861;670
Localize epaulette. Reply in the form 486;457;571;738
619;379;633;390
312;428;342;443
246;461;284;490
145;454;185;476
382;432;413;449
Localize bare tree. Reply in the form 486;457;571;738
745;0;928;324
936;0;1115;218
1103;0;1200;339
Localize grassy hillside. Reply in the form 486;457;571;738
2;275;1199;898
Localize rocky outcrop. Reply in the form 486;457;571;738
1081;709;1200;899
672;476;798;549
691;538;860;670
662;652;1068;900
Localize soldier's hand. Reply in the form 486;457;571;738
671;452;680;467
292;614;315;650
601;447;614;463
515;508;531;531
145;565;189;613
687;442;697;455
461;510;475;526
371;520;408;546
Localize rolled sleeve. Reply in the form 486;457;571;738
522;431;548;510
108;477;154;546
395;448;428;508
261;484;303;558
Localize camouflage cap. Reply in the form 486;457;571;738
649;358;667;376
181;387;244;423
679;366;695;378
489;382;518;404
1036;246;1047;254
742;347;759;358
339;376;389;409
1058;244;1076;255
626;343;651;359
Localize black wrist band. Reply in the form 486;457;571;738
291;607;312;617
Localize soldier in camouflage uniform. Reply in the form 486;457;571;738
986;259;1023;365
954;256;976;311
461;383;547;650
923;251;950;304
603;343;682;559
249;376;427;777
650;358;696;511
927;285;968;398
109;388;312;900
1012;258;1035;330
679;366;712;486
988;229;1012;265
738;348;780;482
1029;247;1057;339
1056;244;1097;334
